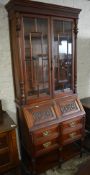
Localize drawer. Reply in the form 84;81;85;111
62;117;83;130
0;149;10;166
61;143;81;161
0;133;8;150
34;138;59;157
36;150;59;173
33;125;59;141
62;129;82;145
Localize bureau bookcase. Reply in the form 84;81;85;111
6;0;85;174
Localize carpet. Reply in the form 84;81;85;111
41;153;90;175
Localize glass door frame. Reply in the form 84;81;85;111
51;17;74;98
21;14;52;103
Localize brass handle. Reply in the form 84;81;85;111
69;132;76;138
70;121;76;128
43;131;49;136
43;142;51;148
59;147;62;151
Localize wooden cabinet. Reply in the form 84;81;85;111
0;110;19;173
5;0;85;174
80;97;90;151
81;97;90;131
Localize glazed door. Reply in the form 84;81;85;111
23;16;51;100
52;18;73;95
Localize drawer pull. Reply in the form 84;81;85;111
69;132;76;138
43;142;51;148
70;121;76;128
43;131;49;136
59;147;62;151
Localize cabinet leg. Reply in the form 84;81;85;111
31;158;37;175
58;148;63;168
80;139;84;157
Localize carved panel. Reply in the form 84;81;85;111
60;101;80;115
29;106;56;125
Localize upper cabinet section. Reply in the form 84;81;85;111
5;0;81;105
23;16;50;99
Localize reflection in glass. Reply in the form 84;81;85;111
59;41;71;54
53;19;72;93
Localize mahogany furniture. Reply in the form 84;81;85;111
5;0;85;174
0;101;19;174
81;97;90;151
81;97;90;131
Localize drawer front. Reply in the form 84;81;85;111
0;133;8;150
33;125;58;141
62;117;83;130
0;149;10;166
62;129;82;145
34;138;59;156
36;150;59;173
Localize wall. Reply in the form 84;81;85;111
0;2;16;122
0;0;90;122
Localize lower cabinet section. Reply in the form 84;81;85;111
21;114;84;174
20;96;85;174
21;141;82;174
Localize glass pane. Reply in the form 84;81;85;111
23;17;50;98
24;18;35;33
53;20;63;33
37;18;48;33
53;19;72;93
64;21;72;33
